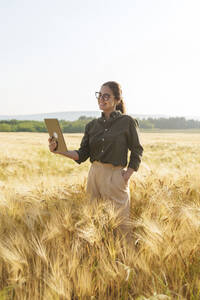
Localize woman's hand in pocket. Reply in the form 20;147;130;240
121;170;130;184
121;168;135;184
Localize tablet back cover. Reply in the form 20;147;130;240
44;118;68;152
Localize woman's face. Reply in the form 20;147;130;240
97;85;118;113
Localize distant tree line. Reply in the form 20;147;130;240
140;117;200;129
0;117;94;133
0;116;199;132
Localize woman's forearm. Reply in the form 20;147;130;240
55;150;79;161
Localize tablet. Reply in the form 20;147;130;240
44;118;68;152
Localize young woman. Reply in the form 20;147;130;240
49;81;143;224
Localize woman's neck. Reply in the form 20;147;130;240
103;109;115;120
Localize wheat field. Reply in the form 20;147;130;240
0;132;200;300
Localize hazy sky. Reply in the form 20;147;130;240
1;0;200;116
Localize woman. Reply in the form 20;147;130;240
49;81;143;226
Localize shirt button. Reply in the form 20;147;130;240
104;120;106;122
105;129;108;131
102;150;104;152
102;138;104;141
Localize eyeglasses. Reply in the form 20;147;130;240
95;92;111;101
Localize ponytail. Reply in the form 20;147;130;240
116;98;126;114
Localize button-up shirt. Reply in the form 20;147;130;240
75;110;143;171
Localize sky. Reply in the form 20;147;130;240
0;0;200;117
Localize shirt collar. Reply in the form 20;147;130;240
101;110;122;119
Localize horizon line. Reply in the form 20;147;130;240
0;110;200;119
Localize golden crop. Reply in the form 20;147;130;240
0;132;200;299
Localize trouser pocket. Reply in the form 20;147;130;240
118;169;128;188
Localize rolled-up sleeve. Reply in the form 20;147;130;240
74;123;90;164
127;118;143;171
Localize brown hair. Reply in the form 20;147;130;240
102;81;126;114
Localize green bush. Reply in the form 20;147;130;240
0;124;12;132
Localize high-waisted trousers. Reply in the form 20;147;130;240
86;161;130;221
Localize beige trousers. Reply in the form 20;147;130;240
86;161;130;221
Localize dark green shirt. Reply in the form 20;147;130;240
75;110;143;171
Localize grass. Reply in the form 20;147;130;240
0;132;200;299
